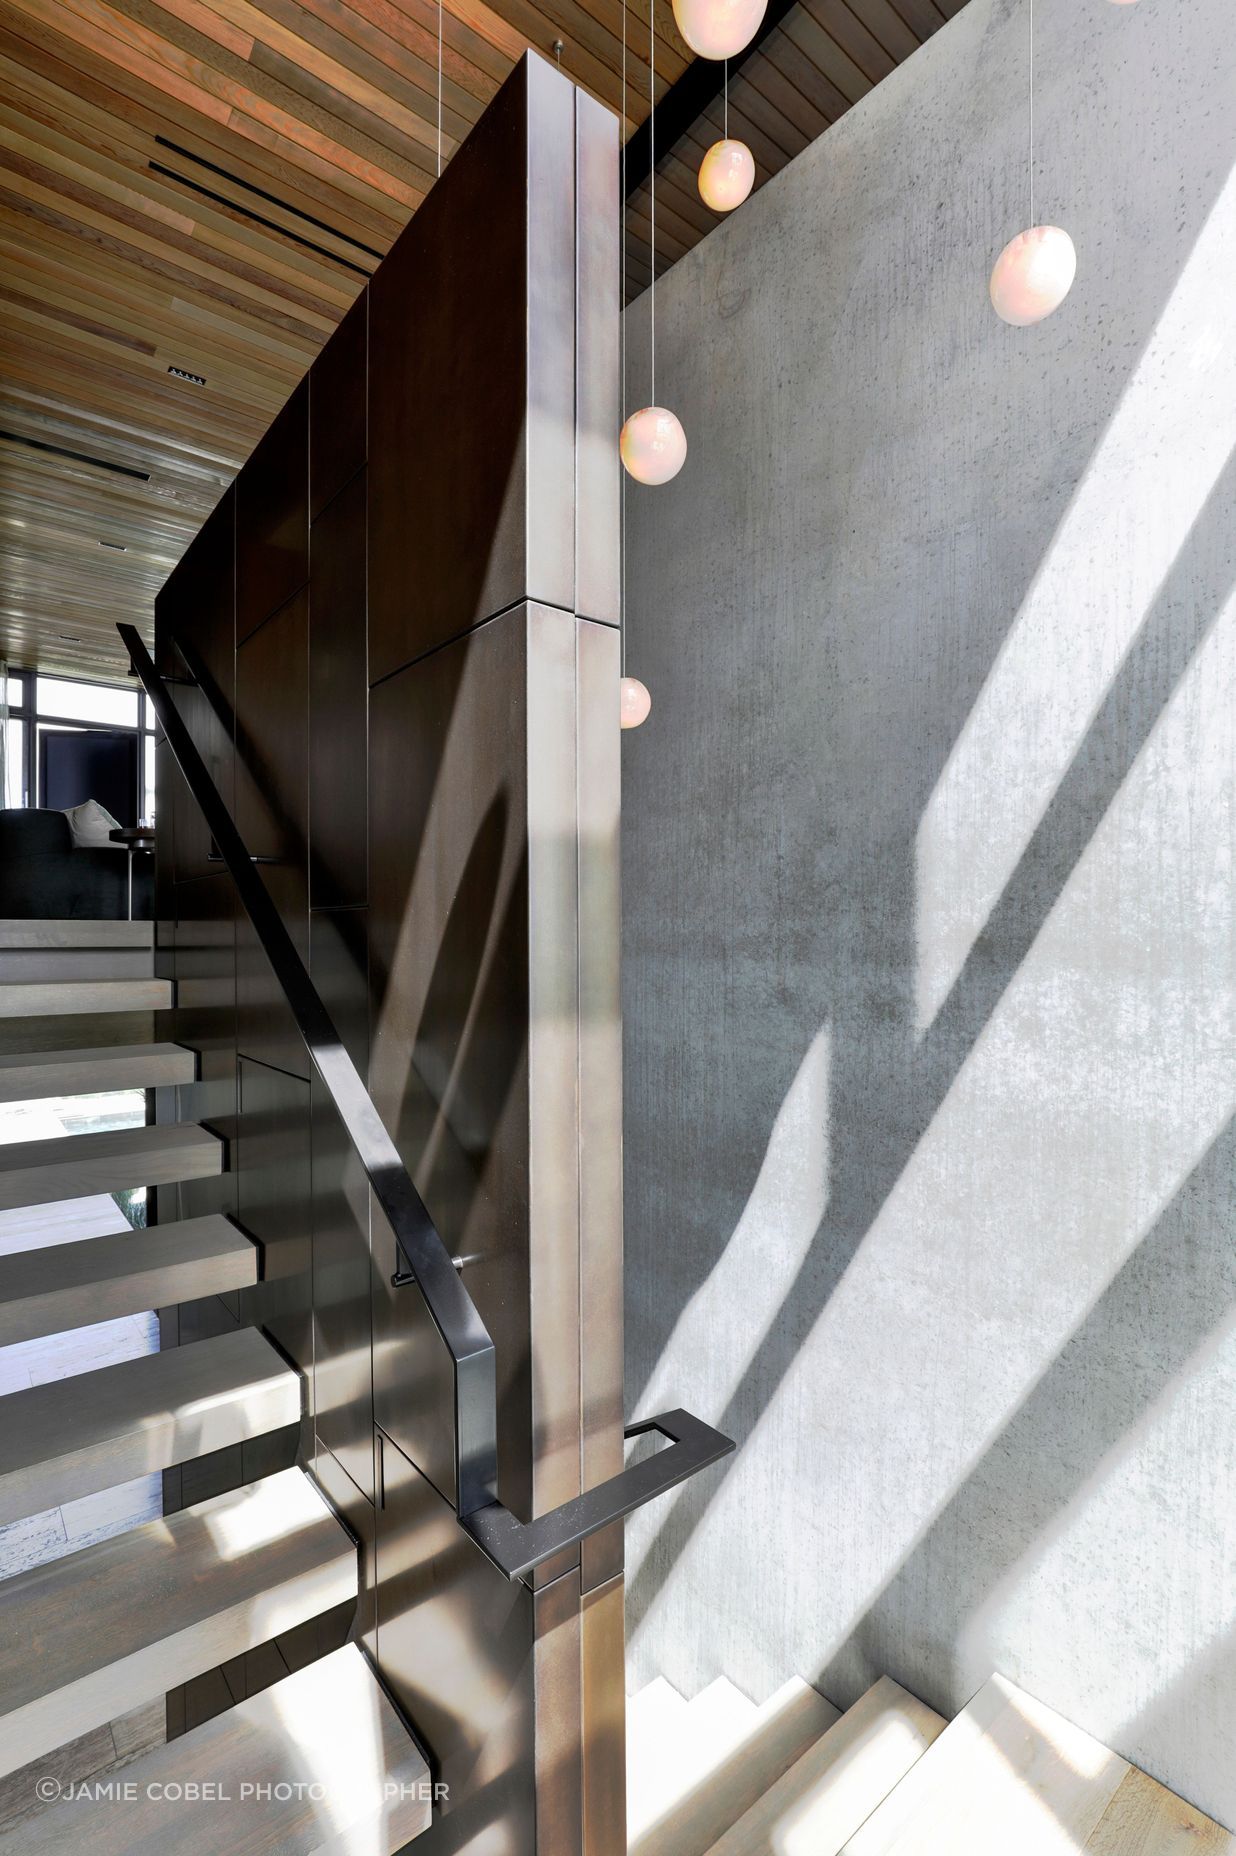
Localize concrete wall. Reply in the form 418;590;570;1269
621;0;1236;1823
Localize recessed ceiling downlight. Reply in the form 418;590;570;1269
167;365;207;385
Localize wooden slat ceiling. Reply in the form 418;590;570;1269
0;0;963;684
624;0;966;297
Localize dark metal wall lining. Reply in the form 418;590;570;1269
153;52;624;1856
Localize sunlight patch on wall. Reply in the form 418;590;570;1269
915;165;1236;1035
958;1284;1236;1758
702;585;1236;1679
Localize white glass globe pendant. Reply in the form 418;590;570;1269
621;0;686;485
990;0;1076;326
990;225;1077;324
672;0;765;58
620;676;653;729
699;66;754;212
699;137;754;210
620;406;688;483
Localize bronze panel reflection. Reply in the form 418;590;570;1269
367;57;576;684
160;871;237;1230
309;470;368;910
237;1055;313;1379
310;288;367;521
236;379;308;642
156;486;235;884
375;1433;536;1856
311;909;376;1501
368;617;528;1507
235;590;310;1080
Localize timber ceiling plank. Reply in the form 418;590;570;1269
0;0;965;681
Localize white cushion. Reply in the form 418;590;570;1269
64;798;122;848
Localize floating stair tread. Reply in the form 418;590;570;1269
0;1325;296;1525
0;1643;432;1854
839;1674;1135;1855
0;980;171;1020
0;1043;193;1104
631;1676;841;1856
0;1213;255;1346
707;1677;946;1856
0;1122;221;1210
0;1467;357;1780
0;922;153;951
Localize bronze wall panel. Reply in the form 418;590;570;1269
581;1576;626;1856
236;1054;314;1381
153;55;624;1850
367;58;576;685
312;1436;377;1662
156;486;235;884
235;589;310;1080
575;94;621;629
310;289;367;523
367;615;531;1513
310;908;376;1502
236;380;308;642
309;470;368;910
375;1433;536;1855
577;620;624;1594
161;870;238;1226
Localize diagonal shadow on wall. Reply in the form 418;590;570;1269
831;1112;1236;1707
625;440;1236;1643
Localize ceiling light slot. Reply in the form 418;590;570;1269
150;138;382;268
0;430;150;482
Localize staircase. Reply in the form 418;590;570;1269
0;919;432;1853
628;1668;1234;1854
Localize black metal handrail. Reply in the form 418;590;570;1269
120;621;734;1580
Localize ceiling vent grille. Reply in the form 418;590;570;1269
0;429;150;482
150;137;381;274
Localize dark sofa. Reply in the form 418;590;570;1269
0;809;152;920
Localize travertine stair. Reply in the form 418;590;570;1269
2;1644;433;1854
0;1213;258;1345
0;920;431;1852
0;1327;299;1524
628;1668;1234;1855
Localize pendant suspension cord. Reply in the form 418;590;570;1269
1028;0;1034;227
437;0;444;178
649;0;656;407
724;58;728;139
621;0;628;677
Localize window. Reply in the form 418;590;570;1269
3;671;159;822
2;720;24;807
35;676;139;729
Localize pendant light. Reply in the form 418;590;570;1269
618;0;651;727
989;0;1076;326
698;62;754;212
620;676;653;728
612;0;649;723
621;0;688;485
673;0;765;60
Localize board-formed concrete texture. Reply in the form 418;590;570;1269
621;0;1236;1828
